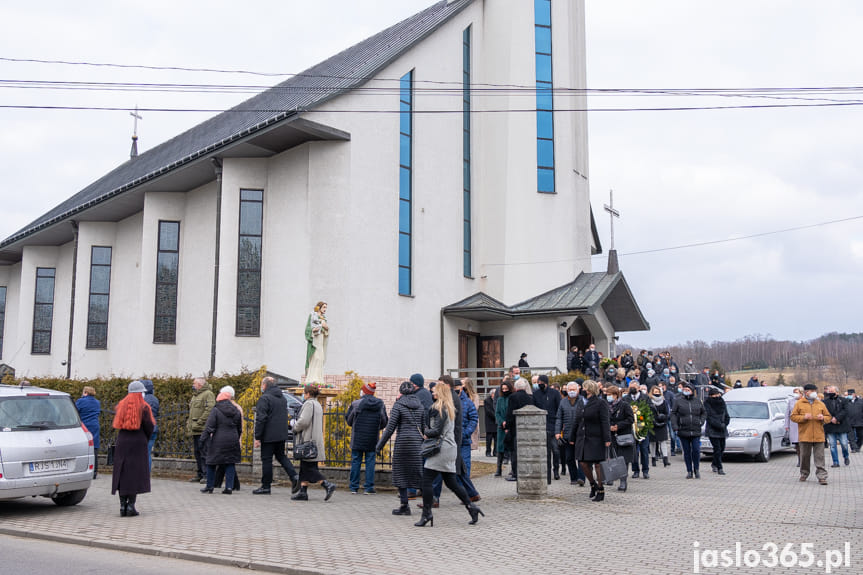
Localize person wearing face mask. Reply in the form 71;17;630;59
703;388;730;475
556;382;587;486
845;390;863;454
623;384;650;479
583;345;600;379
503;378;534;481
821;386;851;468
494;379;513;477
785;388;803;466
532;374;562;482
649;387;671;468
682;358;697;384
790;384;832;485
606;385;634;492
569;380;611;501
671;382;705;479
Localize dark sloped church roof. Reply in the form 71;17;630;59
1;0;474;252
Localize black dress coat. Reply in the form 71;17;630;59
254;386;290;443
504;389;534;446
649;398;671;442
609;399;635;464
376;393;424;489
203;400;243;465
703;396;730;439
483;393;496;434
111;405;155;496
571;395;611;463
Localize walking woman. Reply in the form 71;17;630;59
703;387;730;475
649;386;671;468
415;380;484;527
377;381;424;516
200;388;243;494
494;378;512;477
111;380;155;517
570;380;611;502
291;385;337;501
671;381;706;479
555;381;586;486
606;385;634;492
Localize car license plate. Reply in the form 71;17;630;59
28;459;70;474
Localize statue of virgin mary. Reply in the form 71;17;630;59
304;301;329;384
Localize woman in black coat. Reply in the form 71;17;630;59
606;385;634;492
377;381;425;516
200;391;243;494
703;388;730;475
671;382;706;479
648;387;671;467
483;389;497;457
570;380;611;501
111;380;155;517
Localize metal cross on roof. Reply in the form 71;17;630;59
130;106;143;137
604;188;620;251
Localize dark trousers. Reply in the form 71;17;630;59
679;436;701;472
709;436;726;471
192;434;205;478
631;438;650;473
422;467;469;510
510;441;519;477
485;432;496;454
213;464;241;490
849;427;863;451
546;432;560;483
562;442;586;481
260;440;297;487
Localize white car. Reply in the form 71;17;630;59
700;386;796;462
0;384;94;505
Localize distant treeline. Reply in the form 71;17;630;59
619;332;863;378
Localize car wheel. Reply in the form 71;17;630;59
51;489;87;507
755;435;771;462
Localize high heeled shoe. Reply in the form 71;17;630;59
592;488;605;502
466;504;485;525
414;512;434;527
588;483;598;499
392;503;412;516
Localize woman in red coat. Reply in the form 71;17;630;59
111;380;155;517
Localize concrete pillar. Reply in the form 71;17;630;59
515;404;547;500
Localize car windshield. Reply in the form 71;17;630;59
726;402;769;419
0;396;81;430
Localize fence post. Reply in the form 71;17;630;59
514;404;547;500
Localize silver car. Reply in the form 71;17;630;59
0;384;94;505
700;386;796;462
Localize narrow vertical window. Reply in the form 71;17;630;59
32;267;55;354
86;246;112;349
535;0;555;193
237;189;263;336
463;26;472;277
154;220;180;343
398;70;414;295
0;286;6;359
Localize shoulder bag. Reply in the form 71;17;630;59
293;403;319;460
615;433;635;447
413;411;442;458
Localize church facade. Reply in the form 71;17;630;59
0;0;647;385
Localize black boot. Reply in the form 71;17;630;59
592;487;605;502
663;456;670;467
466;503;485;525
291;485;309;501
494;453;503;477
119;495;127;517
618;477;627;492
323;481;336;501
392;503;412;516
126;494;139;517
652;457;657;467
588;482;598;499
414;510;434;527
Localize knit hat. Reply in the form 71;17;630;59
220;385;235;398
128;380;146;394
361;382;377;395
538;374;549;385
399;381;415;395
410;373;425;388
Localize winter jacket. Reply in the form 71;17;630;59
572;395;611;462
703;395;730;439
790;398;832;443
483;393;496;433
253;386;290;443
846;398;863;428
346;394;388;452
142;380;160;431
649;397;670;442
75;395;101;450
294;399;325;463
822;394;850;434
187;384;215;436
202;400;243;465
504;389;534;443
377;393;424;489
555;396;582;440
620;354;635;371
532;384;561;434
423;407;458;474
459;391;478;447
494;392;510;454
671;394;705;438
415;387;434;413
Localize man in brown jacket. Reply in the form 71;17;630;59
790;383;832;485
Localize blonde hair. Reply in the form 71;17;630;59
582;380;599;397
82;386;96;397
433;382;456;421
461;377;477;402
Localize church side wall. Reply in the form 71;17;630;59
0;264;21;367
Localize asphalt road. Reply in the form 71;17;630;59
0;534;254;575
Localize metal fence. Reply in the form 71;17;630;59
97;402;391;467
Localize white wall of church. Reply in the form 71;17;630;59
0;264;21;365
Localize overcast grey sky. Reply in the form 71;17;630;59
1;1;861;347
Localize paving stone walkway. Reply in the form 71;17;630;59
1;451;861;574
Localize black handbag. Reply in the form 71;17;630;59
600;444;628;483
421;436;442;458
292;403;319;460
615;433;635;447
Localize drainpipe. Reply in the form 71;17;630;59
66;220;79;379
209;158;223;377
439;309;445;377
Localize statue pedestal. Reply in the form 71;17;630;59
514;405;548;500
286;387;339;411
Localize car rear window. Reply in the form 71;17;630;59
0;396;81;430
726;401;769;419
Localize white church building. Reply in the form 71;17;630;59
0;0;648;387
